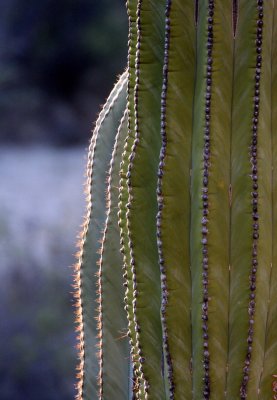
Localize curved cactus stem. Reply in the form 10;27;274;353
259;2;277;398
125;0;167;398
190;1;233;398
156;1;195;398
74;70;127;400
97;110;130;399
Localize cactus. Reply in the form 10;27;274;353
74;0;277;399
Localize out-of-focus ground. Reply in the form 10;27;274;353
0;147;86;399
0;0;127;398
0;147;86;272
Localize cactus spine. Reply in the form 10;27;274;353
74;1;277;399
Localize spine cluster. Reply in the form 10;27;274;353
240;1;263;398
156;0;174;398
201;1;214;399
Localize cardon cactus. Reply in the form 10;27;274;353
74;0;277;399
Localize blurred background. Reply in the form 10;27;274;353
0;1;127;399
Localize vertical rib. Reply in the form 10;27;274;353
156;0;196;398
97;111;130;399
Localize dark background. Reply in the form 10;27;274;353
0;1;128;399
0;0;127;146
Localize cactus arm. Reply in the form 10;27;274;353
118;1;144;397
227;1;270;398
125;0;167;398
156;0;195;398
259;2;277;397
97;111;130;399
74;71;127;400
190;1;233;398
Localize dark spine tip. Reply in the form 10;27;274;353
232;0;239;37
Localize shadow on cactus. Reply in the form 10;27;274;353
73;0;277;399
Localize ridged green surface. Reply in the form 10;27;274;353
157;1;195;398
191;2;233;398
190;2;211;396
259;1;277;398
227;2;256;396
126;0;166;398
203;1;232;398
98;111;130;399
118;0;143;397
76;2;277;399
190;2;207;399
75;71;127;400
246;1;273;398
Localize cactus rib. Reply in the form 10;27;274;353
259;2;277;397
126;1;148;396
125;0;167;397
239;2;265;398
227;1;264;397
200;2;215;397
74;70;127;400
119;0;143;397
97;110;129;399
157;0;196;398
156;0;174;397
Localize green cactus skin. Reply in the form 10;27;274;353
124;0;167;397
75;1;277;399
227;2;273;399
157;1;195;398
259;5;277;397
74;71;127;400
97;110;130;399
190;1;233;398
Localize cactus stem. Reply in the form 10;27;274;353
156;0;175;398
239;2;263;398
